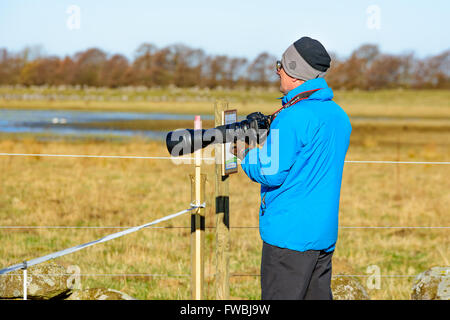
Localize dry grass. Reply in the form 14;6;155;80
0;88;449;299
0;121;448;300
1;89;450;118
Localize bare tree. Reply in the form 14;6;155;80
247;52;277;87
100;54;130;87
72;48;107;86
133;43;157;86
366;54;403;89
0;42;447;89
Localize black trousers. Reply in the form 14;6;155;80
261;242;333;300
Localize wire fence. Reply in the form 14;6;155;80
0;152;449;165
0;152;215;161
0;150;448;298
0;204;203;275
0;225;448;229
230;274;426;278
1;272;431;279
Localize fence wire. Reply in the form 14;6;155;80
0;152;215;161
1;226;447;229
0;152;449;165
0;204;203;275
1;273;434;279
0;149;447;294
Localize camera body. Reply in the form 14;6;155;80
166;112;271;156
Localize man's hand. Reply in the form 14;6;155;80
230;139;256;160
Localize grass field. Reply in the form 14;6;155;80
0;88;448;300
1;86;450;118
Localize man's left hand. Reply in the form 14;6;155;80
230;139;256;160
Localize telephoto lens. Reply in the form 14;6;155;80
165;112;271;156
165;128;208;156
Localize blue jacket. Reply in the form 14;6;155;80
241;78;351;252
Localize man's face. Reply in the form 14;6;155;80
277;67;291;95
277;63;303;95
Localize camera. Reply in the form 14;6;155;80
166;112;271;156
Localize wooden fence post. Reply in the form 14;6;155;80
191;115;206;300
214;100;230;299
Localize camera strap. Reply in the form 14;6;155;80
270;88;322;122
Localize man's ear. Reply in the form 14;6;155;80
292;78;305;85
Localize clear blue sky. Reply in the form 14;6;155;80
0;0;448;60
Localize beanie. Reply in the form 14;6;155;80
281;36;331;81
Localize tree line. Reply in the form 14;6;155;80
0;43;448;90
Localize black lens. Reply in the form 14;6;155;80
165;113;270;156
276;60;282;71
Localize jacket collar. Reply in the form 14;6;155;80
281;78;332;105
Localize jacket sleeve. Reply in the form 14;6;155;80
240;114;303;187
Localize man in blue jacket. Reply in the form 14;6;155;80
232;37;352;300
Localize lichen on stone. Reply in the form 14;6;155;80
411;267;449;300
0;262;70;299
65;288;137;300
331;276;370;300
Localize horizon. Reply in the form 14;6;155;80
3;41;449;63
0;0;449;61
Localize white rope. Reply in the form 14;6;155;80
0;226;190;229
0;153;448;164
1;226;448;229
331;274;419;278
230;274;424;278
5;273;446;279
0;153;215;161
345;160;450;165
225;226;450;229
0;205;203;275
2;271;436;279
339;226;450;229
3;273;190;277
